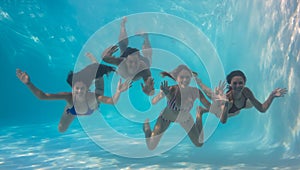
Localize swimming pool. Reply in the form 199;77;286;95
1;0;299;169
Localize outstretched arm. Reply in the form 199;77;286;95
102;45;124;66
97;79;131;104
16;69;71;101
194;76;214;99
197;89;211;109
243;87;287;113
152;90;165;104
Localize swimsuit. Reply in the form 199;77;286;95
66;105;94;116
162;86;196;122
167;87;194;113
228;93;247;113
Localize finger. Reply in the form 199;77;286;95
106;45;113;50
151;78;154;84
125;79;131;84
222;81;226;89
150;79;154;85
146;78;150;83
112;46;119;52
192;72;197;77
281;88;288;94
16;68;22;74
16;69;22;77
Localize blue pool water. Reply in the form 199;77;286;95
1;0;300;169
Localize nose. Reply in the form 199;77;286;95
77;88;84;94
130;62;137;67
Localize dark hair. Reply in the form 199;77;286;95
120;47;139;58
226;70;247;84
66;63;115;87
161;65;196;80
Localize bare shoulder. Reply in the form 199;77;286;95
242;87;253;96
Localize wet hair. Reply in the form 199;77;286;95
226;70;247;84
161;64;197;81
120;47;139;58
66;63;115;87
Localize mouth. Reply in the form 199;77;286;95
235;87;243;91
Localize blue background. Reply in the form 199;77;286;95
1;0;299;169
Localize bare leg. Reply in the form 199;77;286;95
118;17;128;54
180;108;206;147
180;106;208;147
58;106;76;133
143;113;171;150
141;33;152;66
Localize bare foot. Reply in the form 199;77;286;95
121;16;127;27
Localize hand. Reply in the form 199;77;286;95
141;77;154;96
214;80;226;95
160;80;170;95
213;81;228;104
85;52;93;58
117;79;132;92
102;45;119;58
213;92;228;103
85;52;98;63
271;88;287;97
16;69;30;85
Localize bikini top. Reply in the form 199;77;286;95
167;86;194;113
228;93;247;113
66;105;94;116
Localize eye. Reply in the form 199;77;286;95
180;75;190;79
232;81;244;85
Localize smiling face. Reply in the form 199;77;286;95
230;76;245;92
176;69;192;88
72;81;88;98
125;53;139;75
